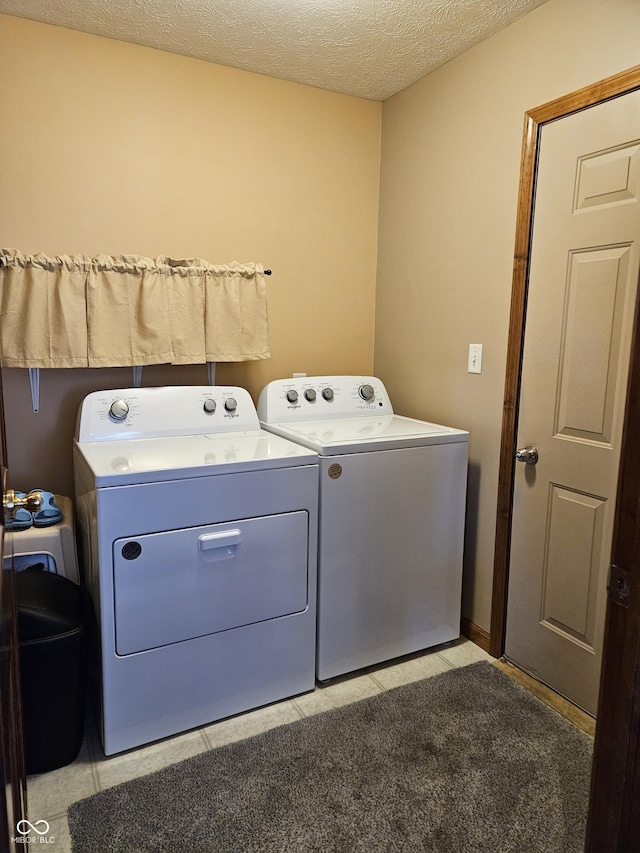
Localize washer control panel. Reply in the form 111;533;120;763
257;376;394;423
77;386;260;442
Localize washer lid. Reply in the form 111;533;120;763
74;430;318;486
261;414;469;455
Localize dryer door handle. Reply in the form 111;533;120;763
198;529;242;560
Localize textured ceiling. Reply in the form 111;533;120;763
0;0;548;100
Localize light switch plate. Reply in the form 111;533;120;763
468;344;483;374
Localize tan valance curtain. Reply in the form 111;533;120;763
0;249;270;368
87;254;175;367
0;251;90;368
202;262;270;362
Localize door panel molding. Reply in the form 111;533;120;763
541;484;604;649
491;64;640;850
574;142;640;212
555;244;631;445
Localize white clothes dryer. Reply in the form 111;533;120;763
258;376;468;682
74;386;318;755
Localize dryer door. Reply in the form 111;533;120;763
113;511;309;654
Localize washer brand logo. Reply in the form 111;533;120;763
14;819;55;845
327;463;342;480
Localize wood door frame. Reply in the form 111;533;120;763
0;365;28;850
490;64;640;849
587;247;640;848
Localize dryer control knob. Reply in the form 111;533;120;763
359;384;375;402
304;389;317;402
109;399;130;421
224;397;237;413
286;390;299;404
322;388;334;401
203;398;216;414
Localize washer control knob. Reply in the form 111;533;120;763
203;398;216;414
359;384;375;402
304;389;317;402
322;388;334;401
224;397;237;413
109;399;130;421
286;390;299;404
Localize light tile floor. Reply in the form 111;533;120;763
25;638;494;852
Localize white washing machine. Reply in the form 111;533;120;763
258;376;469;681
73;385;318;755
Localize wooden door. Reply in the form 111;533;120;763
0;367;28;850
587;265;640;849
492;65;640;851
504;90;640;715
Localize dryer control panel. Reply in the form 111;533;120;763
257;376;394;423
77;386;260;442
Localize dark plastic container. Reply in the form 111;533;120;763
16;566;90;774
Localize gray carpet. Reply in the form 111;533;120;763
67;661;593;852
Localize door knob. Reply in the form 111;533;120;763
515;446;539;465
3;489;42;520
